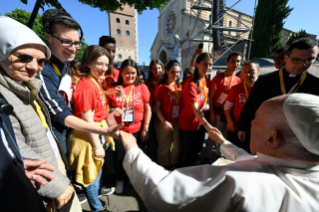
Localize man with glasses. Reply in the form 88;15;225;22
37;9;121;212
38;9;83;153
237;37;319;149
273;47;286;69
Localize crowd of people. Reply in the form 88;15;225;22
1;8;319;212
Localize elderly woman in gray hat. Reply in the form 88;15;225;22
0;16;81;211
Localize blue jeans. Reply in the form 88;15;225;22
86;170;103;212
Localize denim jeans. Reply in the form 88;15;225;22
86;169;103;212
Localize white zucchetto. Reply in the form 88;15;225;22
283;93;319;155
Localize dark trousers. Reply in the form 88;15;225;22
144;116;158;162
101;134;127;187
101;130;145;186
178;126;206;167
227;130;251;153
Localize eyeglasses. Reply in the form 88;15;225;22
12;53;49;67
50;34;83;50
273;56;284;61
289;56;316;65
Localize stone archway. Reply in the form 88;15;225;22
159;50;167;65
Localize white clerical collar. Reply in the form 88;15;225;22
289;74;297;77
256;153;319;171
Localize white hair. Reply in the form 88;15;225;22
265;96;319;163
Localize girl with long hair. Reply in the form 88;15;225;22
70;59;82;88
182;67;194;86
146;59;164;100
144;59;165;162
154;60;182;169
107;59;151;193
178;52;214;167
68;45;117;212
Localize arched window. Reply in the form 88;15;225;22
117;29;121;34
126;31;130;36
126;20;130;25
118;54;122;59
116;18;120;23
228;21;232;35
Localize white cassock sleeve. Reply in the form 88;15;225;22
220;140;257;161
123;147;252;212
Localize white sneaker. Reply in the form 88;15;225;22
115;181;124;194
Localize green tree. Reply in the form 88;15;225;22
21;0;170;14
249;0;293;59
75;38;88;60
5;9;46;43
286;29;310;46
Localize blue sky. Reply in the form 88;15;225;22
1;0;318;65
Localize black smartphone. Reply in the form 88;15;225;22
198;43;203;49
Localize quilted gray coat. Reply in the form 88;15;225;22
0;68;69;199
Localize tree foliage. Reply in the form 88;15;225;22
249;0;293;58
5;8;87;60
20;0;64;11
286;29;310;46
75;38;88;60
21;0;170;13
5;9;46;43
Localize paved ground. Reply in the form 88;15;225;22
81;134;218;212
82;182;146;212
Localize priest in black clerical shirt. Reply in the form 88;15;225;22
237;37;319;151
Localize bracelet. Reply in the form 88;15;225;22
104;142;109;150
93;144;103;150
203;122;208;127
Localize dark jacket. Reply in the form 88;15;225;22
0;96;46;212
36;55;73;153
238;68;319;132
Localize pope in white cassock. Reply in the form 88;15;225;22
118;93;319;212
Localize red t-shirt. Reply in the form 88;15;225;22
145;81;157;103
107;84;151;133
210;73;241;112
112;67;120;82
178;77;209;131
73;77;109;122
154;83;183;123
226;82;253;125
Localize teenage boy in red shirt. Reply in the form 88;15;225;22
224;61;260;152
206;52;242;161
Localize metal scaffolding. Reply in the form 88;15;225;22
186;0;258;65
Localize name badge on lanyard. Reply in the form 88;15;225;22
172;105;180;118
122;85;135;123
217;92;228;104
218;73;234;104
52;63;72;105
122;107;134;123
168;81;180;118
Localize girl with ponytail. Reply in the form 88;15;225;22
154;60;182;169
178;53;214;167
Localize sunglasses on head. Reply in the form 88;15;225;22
12;53;49;67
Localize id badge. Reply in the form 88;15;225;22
99;135;106;145
217;92;228;104
57;74;72;103
122;107;134;123
172;105;180;118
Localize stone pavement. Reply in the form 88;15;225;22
81;134;218;211
82;182;146;212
